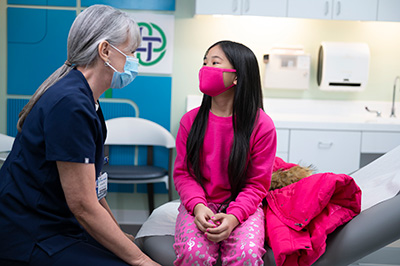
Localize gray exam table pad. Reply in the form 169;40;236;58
135;193;400;266
135;146;400;266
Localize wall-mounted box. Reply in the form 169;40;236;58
263;46;310;90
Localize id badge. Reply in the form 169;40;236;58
96;172;108;200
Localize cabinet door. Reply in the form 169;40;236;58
288;130;361;174
377;0;400;22
242;0;288;17
288;0;333;20
276;129;290;162
195;0;241;15
361;132;400;154
332;0;378;21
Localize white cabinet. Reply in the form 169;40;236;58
276;129;290;161
275;126;400;175
194;0;400;22
195;0;241;15
243;0;287;17
287;130;361;174
333;0;378;21
195;0;288;17
361;132;400;153
287;0;378;21
288;0;333;19
377;0;400;22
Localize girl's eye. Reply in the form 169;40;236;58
212;61;219;65
203;62;207;66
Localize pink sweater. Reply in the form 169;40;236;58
173;107;277;223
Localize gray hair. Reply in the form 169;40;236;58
17;4;141;132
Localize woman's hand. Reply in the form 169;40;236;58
137;256;161;266
205;213;239;243
193;203;216;233
124;232;135;242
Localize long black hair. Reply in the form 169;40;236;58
186;40;264;207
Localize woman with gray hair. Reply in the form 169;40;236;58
0;5;160;266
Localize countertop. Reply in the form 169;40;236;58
270;113;400;132
187;96;400;132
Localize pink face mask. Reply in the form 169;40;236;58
199;66;237;97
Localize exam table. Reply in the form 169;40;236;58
135;146;400;266
135;193;400;266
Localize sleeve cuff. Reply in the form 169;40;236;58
185;197;207;215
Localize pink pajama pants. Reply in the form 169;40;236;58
173;203;266;266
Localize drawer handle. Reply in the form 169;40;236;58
232;0;238;12
318;141;333;149
244;0;250;13
324;1;329;16
336;1;341;16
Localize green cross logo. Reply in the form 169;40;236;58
136;22;167;66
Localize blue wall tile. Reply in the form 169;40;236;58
7;8;75;95
6;98;28;137
100;102;137;120
8;0;76;7
112;76;172;131
81;0;175;11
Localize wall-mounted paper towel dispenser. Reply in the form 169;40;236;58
317;42;370;92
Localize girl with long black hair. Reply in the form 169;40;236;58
173;40;277;265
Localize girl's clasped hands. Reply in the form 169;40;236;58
193;203;239;243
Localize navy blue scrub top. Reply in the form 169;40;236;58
0;69;107;262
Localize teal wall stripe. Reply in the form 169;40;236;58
8;0;76;7
81;0;175;11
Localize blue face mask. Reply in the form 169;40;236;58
106;44;139;89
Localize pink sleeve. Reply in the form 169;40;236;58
226;112;277;223
173;113;207;214
273;156;298;172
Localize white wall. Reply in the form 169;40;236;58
171;0;400;136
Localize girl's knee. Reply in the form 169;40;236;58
173;238;218;266
221;241;265;266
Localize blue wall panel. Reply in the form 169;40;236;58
8;0;76;6
100;102;137;120
7;8;75;95
81;0;175;11
6;99;28;137
112;76;172;131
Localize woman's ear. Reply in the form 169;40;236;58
233;75;238;85
98;41;110;63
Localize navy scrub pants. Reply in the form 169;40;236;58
0;233;131;266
